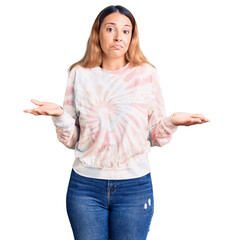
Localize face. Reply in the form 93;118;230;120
99;12;133;59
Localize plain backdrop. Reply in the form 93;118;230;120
1;0;233;239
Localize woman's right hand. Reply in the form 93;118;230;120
23;99;64;117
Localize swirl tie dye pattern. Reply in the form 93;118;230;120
52;63;178;179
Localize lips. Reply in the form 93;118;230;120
111;45;123;48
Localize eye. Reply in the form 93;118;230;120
107;27;114;32
124;30;130;34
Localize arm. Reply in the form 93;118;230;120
55;122;79;149
148;68;178;147
51;67;80;149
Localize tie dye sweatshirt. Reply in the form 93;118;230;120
52;63;178;180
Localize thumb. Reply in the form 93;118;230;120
31;99;44;106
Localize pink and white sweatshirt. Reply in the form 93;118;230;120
52;63;178;179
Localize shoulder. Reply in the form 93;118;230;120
68;64;92;78
132;63;158;74
130;63;158;79
142;63;158;73
69;65;85;73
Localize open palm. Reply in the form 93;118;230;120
23;99;64;117
171;112;210;126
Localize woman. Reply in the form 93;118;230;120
24;5;210;240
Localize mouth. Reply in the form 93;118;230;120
111;45;123;49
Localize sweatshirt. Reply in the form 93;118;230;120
51;62;178;180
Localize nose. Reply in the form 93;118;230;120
114;30;122;42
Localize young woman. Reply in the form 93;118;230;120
24;5;210;240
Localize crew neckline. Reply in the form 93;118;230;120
99;63;130;74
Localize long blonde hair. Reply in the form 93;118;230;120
68;5;155;73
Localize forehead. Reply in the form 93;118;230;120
102;12;132;27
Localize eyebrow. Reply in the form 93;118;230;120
105;22;132;28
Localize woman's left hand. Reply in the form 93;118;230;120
171;112;210;126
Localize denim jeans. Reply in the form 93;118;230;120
66;169;154;240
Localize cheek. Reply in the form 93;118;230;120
124;36;131;47
100;35;111;48
99;39;107;52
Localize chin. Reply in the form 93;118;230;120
109;52;125;58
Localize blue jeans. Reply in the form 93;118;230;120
66;169;154;240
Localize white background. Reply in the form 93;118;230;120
1;0;234;239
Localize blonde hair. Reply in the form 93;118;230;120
68;5;155;73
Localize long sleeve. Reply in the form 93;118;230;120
148;67;178;147
51;67;80;149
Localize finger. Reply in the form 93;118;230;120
191;113;204;118
23;109;40;116
195;116;210;122
201;118;211;123
33;108;45;115
24;109;37;114
191;114;211;122
31;99;45;106
23;109;31;113
192;118;202;123
33;108;50;115
191;118;209;125
187;118;202;125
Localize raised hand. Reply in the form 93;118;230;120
23;99;64;117
171;112;210;126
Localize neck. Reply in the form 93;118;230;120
101;56;127;71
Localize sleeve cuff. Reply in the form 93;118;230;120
51;111;75;130
162;113;178;133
